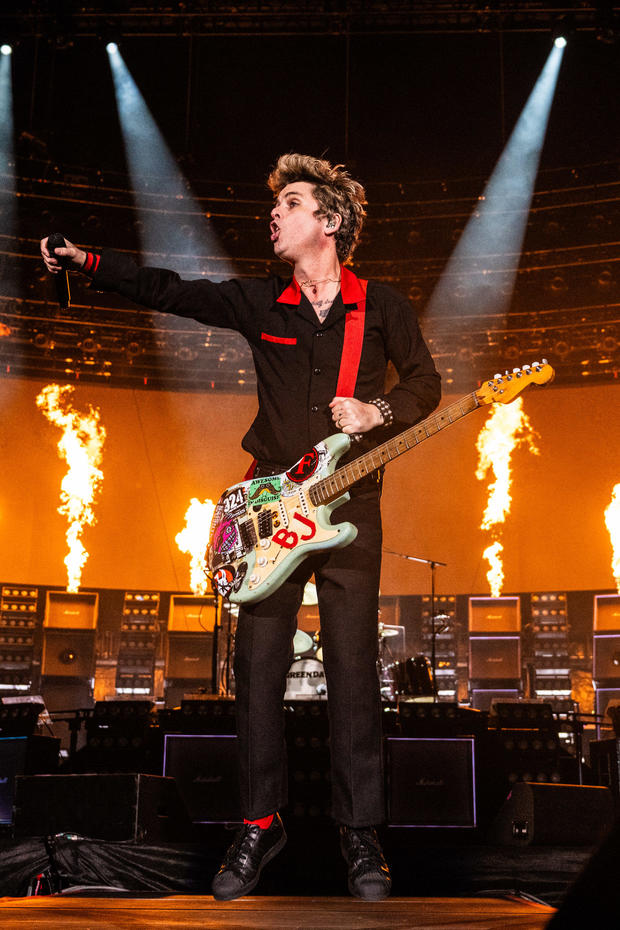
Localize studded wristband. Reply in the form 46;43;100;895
368;397;394;427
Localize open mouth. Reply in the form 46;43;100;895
270;221;279;242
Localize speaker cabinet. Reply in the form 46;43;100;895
165;631;213;681
593;634;620;680
0;736;59;824
490;781;614;846
44;591;98;629
14;773;190;842
41;628;96;678
469;596;521;633
162;733;241;823
168;595;215;633
594;594;620;632
471;688;520;711
386;737;476;828
469;635;521;680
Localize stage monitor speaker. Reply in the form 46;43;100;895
469;635;521;680
593;634;620;680
162;733;241;823
13;773;191;842
0;736;59;824
469;596;520;633
44;591;98;629
546;815;620;928
594;593;620;632
471;688;520;711
489;781;614;846
41;628;96;679
386;737;476;828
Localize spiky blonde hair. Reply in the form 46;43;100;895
267;153;367;263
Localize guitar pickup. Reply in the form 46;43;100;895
257;509;274;538
238;518;258;551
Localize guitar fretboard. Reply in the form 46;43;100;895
309;391;480;505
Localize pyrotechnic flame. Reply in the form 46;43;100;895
176;498;216;595
476;397;539;597
36;384;106;592
482;541;505;598
605;484;620;592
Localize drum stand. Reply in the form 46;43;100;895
384;549;447;702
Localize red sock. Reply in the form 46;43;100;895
244;814;274;830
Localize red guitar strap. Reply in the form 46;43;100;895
335;278;368;397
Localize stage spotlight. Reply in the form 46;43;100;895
106;42;118;54
554;36;568;48
0;44;12;56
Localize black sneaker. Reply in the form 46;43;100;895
211;814;287;901
340;825;392;901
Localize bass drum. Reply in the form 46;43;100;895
285;658;327;700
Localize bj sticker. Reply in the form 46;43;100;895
248;477;281;504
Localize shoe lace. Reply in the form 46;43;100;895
346;828;384;868
224;823;261;869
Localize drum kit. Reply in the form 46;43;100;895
284;622;435;702
284;628;326;700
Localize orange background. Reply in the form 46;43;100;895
1;376;618;596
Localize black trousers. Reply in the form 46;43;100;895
233;485;385;826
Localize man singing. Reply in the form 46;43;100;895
41;152;441;901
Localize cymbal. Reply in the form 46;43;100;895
378;624;399;638
293;629;313;655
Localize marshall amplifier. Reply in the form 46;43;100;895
386;737;476;828
44;591;98;629
469;635;521;681
162;733;241;823
469;596;521;633
0;736;59;824
594;594;620;632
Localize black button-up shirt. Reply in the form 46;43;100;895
93;252;441;467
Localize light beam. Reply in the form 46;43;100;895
426;42;566;338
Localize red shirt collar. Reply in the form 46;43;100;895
276;265;366;306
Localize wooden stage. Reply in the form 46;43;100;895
0;894;555;929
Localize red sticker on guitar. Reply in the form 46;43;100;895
286;447;319;483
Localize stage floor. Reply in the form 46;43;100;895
0;894;555;929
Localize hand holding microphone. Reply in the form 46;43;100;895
40;234;87;309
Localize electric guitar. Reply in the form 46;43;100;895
207;361;554;603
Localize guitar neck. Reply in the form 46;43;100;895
310;391;480;504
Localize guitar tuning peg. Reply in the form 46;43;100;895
494;373;502;380
513;368;522;376
541;357;548;365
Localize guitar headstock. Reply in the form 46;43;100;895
476;360;555;406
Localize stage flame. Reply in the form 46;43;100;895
176;498;216;595
36;384;106;592
604;484;620;592
476;397;539;596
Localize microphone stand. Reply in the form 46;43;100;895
384;549;447;702
210;579;221;695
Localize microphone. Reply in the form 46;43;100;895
47;232;71;309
